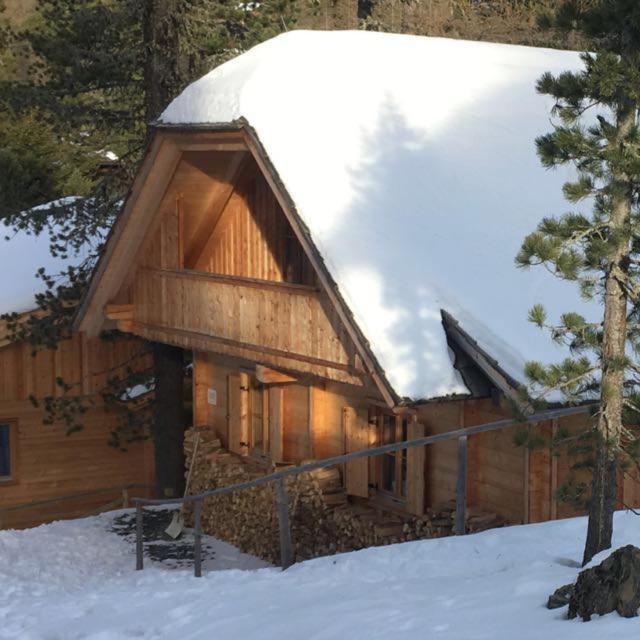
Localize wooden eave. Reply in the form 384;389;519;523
73;120;399;408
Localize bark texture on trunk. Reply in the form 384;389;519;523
153;342;186;499
582;96;636;566
142;0;190;500
142;0;190;124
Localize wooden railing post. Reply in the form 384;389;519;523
122;487;130;509
194;499;203;578
135;501;144;570
276;478;294;570
456;435;467;535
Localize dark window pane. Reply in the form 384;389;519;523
382;453;395;493
382;415;395;445
0;425;10;477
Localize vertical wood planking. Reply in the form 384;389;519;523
456;435;468;535
407;419;426;516
269;387;284;462
227;374;242;454
344;406;369;498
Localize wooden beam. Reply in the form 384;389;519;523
269;387;284;462
116;319;135;333
255;365;297;385
161;130;247;151
75;134;182;336
132;320;361;377
105;304;134;321
239;371;250;453
142;266;319;296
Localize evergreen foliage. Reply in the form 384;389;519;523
0;0;301;446
517;0;640;564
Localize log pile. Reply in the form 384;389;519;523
183;426;508;564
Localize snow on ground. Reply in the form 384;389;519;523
160;30;596;400
2;509;640;639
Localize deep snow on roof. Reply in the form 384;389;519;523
0;198;83;316
160;30;595;400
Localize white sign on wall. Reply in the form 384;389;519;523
207;388;217;406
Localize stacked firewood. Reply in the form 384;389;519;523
183;427;507;564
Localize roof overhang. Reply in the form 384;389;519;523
441;309;525;407
74;121;400;407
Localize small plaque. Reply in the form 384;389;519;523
207;388;217;406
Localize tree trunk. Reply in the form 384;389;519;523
142;0;191;124
582;96;636;566
142;0;192;500
153;342;186;498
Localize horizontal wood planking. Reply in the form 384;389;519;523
0;333;154;528
132;267;360;385
0;404;154;528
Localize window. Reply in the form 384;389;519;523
377;413;407;500
0;422;14;481
250;380;269;453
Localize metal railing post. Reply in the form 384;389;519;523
194;499;203;578
135;501;144;570
456;435;468;535
276;477;294;570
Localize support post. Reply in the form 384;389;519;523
135;502;144;570
276;478;294;570
122;488;130;509
550;419;558;520
194;499;203;578
456;435;468;535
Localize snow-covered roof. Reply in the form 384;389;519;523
159;30;595;400
0;198;83;316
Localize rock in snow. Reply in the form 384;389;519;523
569;545;640;621
159;31;598;401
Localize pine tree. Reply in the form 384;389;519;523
0;0;302;497
517;0;640;565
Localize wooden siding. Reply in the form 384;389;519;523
192;168;315;285
132;267;361;386
0;335;154;528
192;352;370;466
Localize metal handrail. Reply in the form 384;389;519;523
134;403;594;577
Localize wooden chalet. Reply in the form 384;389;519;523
0;219;154;529
73;32;639;550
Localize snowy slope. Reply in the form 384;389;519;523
160;31;596;400
0;198;84;316
2;510;640;639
